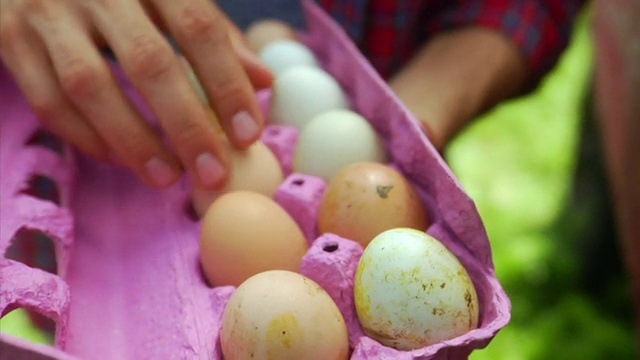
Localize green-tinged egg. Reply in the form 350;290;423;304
354;228;479;350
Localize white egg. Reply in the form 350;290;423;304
354;228;479;350
269;67;349;129
293;110;386;181
259;40;319;76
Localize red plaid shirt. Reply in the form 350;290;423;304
317;0;584;82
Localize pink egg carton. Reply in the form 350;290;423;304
0;1;510;359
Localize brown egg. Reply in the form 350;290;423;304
200;191;308;287
245;19;298;54
191;140;284;218
318;162;429;248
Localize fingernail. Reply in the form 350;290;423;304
232;111;260;143
196;152;225;187
145;157;177;187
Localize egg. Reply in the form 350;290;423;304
318;162;429;247
269;67;349;129
221;270;349;360
259;40;319;76
354;228;479;350
294;110;386;181
245;19;299;53
191;140;284;218
177;57;212;107
199;191;308;287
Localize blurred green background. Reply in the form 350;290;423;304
450;7;637;360
1;5;637;359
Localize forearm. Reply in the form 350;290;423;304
389;26;528;151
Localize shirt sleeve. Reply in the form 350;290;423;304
427;0;586;85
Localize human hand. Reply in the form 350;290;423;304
0;0;273;189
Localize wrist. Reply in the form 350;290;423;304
418;118;445;153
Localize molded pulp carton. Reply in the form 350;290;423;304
0;1;510;359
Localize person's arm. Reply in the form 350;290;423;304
388;0;585;151
389;26;527;151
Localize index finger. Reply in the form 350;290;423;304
85;0;231;189
154;0;265;149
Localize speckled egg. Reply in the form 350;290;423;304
354;228;479;350
221;270;349;360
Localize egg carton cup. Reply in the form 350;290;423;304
0;1;510;359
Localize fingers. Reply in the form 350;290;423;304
143;1;273;91
0;11;110;162
152;0;266;149
234;45;275;90
25;1;182;188
223;17;274;90
2;0;267;191
85;0;229;189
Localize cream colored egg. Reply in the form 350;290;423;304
259;40;318;76
191;140;283;218
221;270;349;360
294;110;387;181
354;228;479;350
199;192;308;287
245;19;298;53
269;67;348;129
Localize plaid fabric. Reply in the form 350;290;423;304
317;0;584;81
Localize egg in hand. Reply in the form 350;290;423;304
191;139;283;218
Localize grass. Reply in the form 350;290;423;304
0;309;54;345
